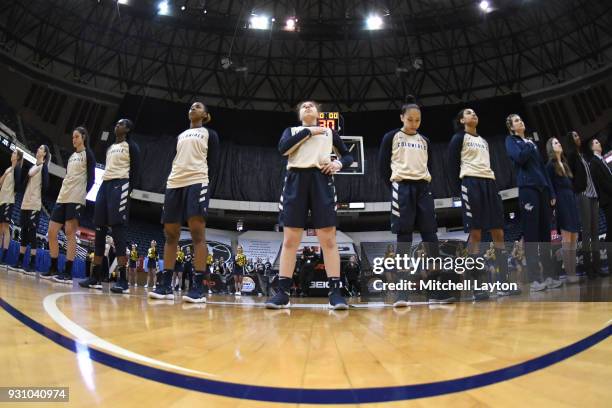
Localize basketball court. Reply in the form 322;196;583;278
2;268;610;406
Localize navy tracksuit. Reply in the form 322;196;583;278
505;135;556;282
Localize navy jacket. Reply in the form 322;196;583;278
545;162;573;194
589;155;612;208
505;135;555;199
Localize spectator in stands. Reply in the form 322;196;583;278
484;242;496;278
9;145;49;274
299;248;316;297
149;102;219;304
145;240;158;288
79;118;140;293
455;242;468;259
262;257;274;296
128;243;138;287
267;100;353;310
264;257;273;272
87;250;94;278
103;236;115;282
0;149;23;265
546;138;580;284
217;256;230;293
449;107;509;301
182;246;193;291
255;257;265;296
587;137;612;276
246;258;255;274
42;127;95;284
380;96;449;306
505;114;562;292
295;252;305;296
173;245;185;291
510;241;526;282
567;131;602;278
344;255;361;297
384;244;395;259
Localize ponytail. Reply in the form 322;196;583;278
400;95;420;115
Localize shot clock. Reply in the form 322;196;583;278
318;112;340;132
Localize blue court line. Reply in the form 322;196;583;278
1;296;610;404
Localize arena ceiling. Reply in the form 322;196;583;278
0;0;611;110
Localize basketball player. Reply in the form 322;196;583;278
545;138;580;283
505;114;562;291
266;100;353;310
378;96;448;306
448;108;509;300
41;127;95;283
233;245;246;296
149;101;219;303
0;149;23;265
9;145;50;274
79;118;140;292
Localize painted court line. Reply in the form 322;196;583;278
1;293;610;403
43;292;218;378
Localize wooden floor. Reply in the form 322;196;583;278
1;268;611;407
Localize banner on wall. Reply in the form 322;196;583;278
239;239;282;264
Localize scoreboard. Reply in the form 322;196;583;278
314;112;364;175
318;112;340;132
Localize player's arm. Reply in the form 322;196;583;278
278;127;312;156
378;131;394;185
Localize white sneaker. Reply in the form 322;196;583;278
235;291;241;296
144;284;148;288
566;276;582;284
544;277;563;289
208;289;212;294
530;281;547;292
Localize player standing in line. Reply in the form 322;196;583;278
0;149;23;265
448;108;510;300
265;100;353;310
79;119;140;292
545;138;580;283
41;127;95;283
148;101;219;303
378;96;452;305
505;114;562;292
9;145;50;274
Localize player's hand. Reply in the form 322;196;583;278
308;127;328;136
321;161;342;175
550;198;556;206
